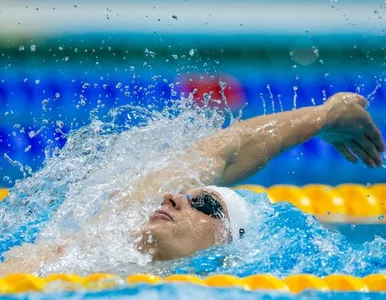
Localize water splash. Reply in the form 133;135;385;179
292;86;298;109
259;93;267;115
0;91;385;278
266;85;275;113
366;80;382;103
0;96;226;276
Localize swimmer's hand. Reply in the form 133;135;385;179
320;92;385;168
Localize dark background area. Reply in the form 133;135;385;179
0;1;385;188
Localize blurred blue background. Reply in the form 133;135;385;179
0;0;385;188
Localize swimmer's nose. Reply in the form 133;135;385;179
162;193;188;210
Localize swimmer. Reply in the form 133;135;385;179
0;92;384;273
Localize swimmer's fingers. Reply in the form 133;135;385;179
346;140;376;168
356;135;383;167
332;142;358;164
354;94;368;108
365;123;385;153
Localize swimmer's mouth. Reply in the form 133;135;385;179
150;209;173;221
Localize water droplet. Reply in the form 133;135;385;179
82;83;89;89
55;93;61;99
116;82;122;89
35;79;40;85
144;49;156;58
56;120;64;128
172;15;178;20
28;131;36;138
30;45;36;52
19;45;25;51
378;215;384;220
171;54;178;60
189;49;195;56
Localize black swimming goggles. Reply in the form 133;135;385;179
185;193;225;219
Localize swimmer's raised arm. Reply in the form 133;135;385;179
112;92;383;206
193;92;384;186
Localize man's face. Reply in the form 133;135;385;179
136;188;230;261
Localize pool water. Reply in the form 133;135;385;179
0;98;385;299
0;284;384;300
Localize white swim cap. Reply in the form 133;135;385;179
206;186;250;241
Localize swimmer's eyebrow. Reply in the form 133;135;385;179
200;188;221;200
179;189;190;195
192;189;225;207
179;188;222;204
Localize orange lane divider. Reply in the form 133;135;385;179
283;274;329;293
234;184;386;220
302;184;347;217
363;274;386;292
334;184;382;217
243;274;289;291
0;273;384;293
0;189;8;201
266;185;314;214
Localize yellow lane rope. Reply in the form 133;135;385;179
0;273;384;293
234;184;386;221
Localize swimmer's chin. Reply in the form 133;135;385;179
134;226;182;261
133;235;161;261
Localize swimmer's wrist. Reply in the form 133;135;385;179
310;105;329;134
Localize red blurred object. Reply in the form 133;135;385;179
181;74;245;111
